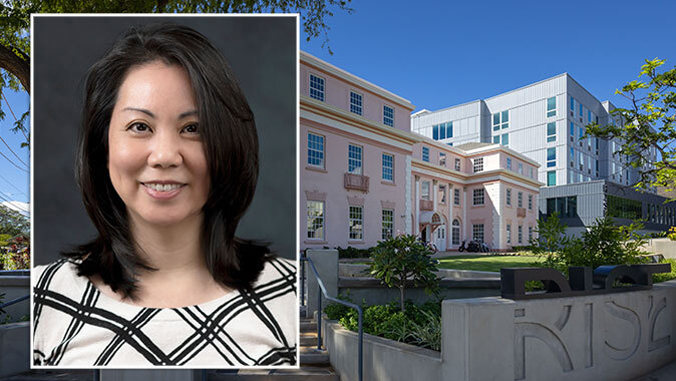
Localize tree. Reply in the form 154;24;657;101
586;58;676;196
0;204;28;237
0;0;353;146
368;234;440;312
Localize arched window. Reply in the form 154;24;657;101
452;219;460;245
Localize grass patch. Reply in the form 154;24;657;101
436;255;542;273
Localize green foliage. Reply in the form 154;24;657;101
335;246;373;259
328;298;442;351
653;258;676;283
368;234;440;312
585;58;676;196
0;250;30;270
530;214;649;275
0;205;28;236
668;227;676;241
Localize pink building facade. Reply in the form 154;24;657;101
300;52;542;251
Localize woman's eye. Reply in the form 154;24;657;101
182;123;199;134
128;122;151;133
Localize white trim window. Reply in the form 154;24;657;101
349;205;363;240
518;225;523;244
455;158;461;171
439;185;447;204
348;144;363;175
382;153;394;182
507;157;512;170
506;188;512;206
422;181;430;200
307;132;325;168
422;146;430;162
350;91;363;115
309;73;325;102
307;201;324;239
439;152;446;167
493;110;509;130
547;122;556;142
518;192;523;208
454;188;460;206
383;105;394;127
528;194;533;210
506;224;511;244
547;147;556;168
473;157;484;173
473;188;485;206
472;224;484;243
382;209;394;240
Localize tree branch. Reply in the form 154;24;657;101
0;44;29;93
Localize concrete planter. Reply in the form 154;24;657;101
322;318;442;381
0;272;30;323
0;321;29;378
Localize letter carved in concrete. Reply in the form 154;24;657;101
514;306;574;380
648;296;670;352
603;301;640;360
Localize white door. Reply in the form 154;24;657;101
435;224;446;251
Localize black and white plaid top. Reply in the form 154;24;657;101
33;257;297;367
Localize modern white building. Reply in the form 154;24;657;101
411;73;657;190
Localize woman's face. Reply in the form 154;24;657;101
108;61;210;228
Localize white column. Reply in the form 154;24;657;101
404;155;412;235
414;175;420;236
432;180;438;213
462;187;467;241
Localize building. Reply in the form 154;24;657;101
540;180;676;236
300;51;541;252
410;73;657;189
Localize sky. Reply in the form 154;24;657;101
0;1;675;208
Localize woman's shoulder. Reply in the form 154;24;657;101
255;256;296;286
33;258;85;292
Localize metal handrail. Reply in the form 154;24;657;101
301;253;363;381
0;294;28;310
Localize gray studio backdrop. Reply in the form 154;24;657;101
33;16;297;265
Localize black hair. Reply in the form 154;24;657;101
63;23;269;298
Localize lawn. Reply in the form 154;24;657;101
436;255;542;273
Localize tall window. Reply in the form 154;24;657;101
528;226;533;241
439;152;446;166
454;188;460;205
422;146;430;162
438;185;447;204
579;103;583;117
570;147;575;166
382;153;394;182
307;201;324;239
307;132;325;168
547;147;556;167
570;122;575;139
518;192;523;208
528;195;533;210
452;219;460;245
309;74;325;101
547;122;556;142
348;144;363;174
473;188;485;206
383;105;394;127
349;205;363;240
382;209;394;239
547;170;556;186
506;188;512;206
506;224;511;244
546;97;556;117
518;162;523;175
570;96;575;113
455;158;461;171
518;225;523;244
493;110;509;130
473;157;484;173
350;91;363;115
422;181;430;200
472;224;484;243
501;133;509;147
507;157;512;170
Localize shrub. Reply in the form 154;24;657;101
368;234;440;312
336;246;374;259
531;214;648;275
668;227;676;241
653;258;676;283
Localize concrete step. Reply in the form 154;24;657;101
300;331;320;347
210;367;338;381
300;319;318;332
299;305;308;318
300;347;330;365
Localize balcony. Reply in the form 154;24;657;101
344;173;369;193
420;200;433;211
517;208;526;218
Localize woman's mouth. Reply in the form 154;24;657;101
141;182;186;199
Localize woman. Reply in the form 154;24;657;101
33;22;297;367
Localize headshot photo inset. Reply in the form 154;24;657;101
32;15;298;368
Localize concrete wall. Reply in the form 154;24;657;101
443;282;676;381
0;322;29;378
0;274;29;323
644;238;676;259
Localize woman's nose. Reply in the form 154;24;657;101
147;130;183;168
